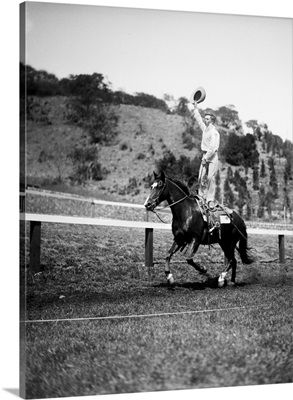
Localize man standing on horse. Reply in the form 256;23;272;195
192;102;220;207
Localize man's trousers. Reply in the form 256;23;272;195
198;152;218;203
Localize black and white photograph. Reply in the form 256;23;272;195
1;1;293;400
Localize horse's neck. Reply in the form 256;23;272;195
166;180;201;218
166;180;186;204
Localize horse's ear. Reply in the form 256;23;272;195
153;171;158;180
160;171;166;182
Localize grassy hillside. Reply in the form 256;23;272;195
26;96;195;201
25;96;292;220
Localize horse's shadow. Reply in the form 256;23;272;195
154;276;247;290
154;276;229;290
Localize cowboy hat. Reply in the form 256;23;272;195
190;87;206;104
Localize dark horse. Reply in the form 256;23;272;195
144;171;254;287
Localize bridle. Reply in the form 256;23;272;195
148;178;188;223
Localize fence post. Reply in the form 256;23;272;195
20;192;25;213
30;221;42;273
145;210;154;275
91;199;95;218
278;234;285;264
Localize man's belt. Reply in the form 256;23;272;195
202;150;218;154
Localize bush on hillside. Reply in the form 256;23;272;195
223;132;259;168
155;149;202;190
63;73;119;146
69;144;105;184
181;119;201;151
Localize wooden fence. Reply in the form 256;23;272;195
20;212;293;274
20;189;293;273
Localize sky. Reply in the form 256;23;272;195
21;1;293;142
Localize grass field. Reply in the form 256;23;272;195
20;196;293;399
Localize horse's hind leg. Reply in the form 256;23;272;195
218;258;237;286
186;239;207;274
165;241;180;286
218;241;238;286
230;258;237;283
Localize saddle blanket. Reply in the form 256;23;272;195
219;214;231;224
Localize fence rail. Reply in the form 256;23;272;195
20;212;293;274
21;189;146;208
20;188;293;229
20;188;293;274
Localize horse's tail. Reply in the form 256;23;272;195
237;227;254;265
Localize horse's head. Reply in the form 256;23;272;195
144;171;168;211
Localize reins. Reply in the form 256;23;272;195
150;178;189;223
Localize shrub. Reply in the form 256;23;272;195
120;142;128;151
155;149;201;190
69;144;104;184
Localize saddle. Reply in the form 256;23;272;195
195;196;233;236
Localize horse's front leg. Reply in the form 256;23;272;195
187;258;207;274
165;240;180;286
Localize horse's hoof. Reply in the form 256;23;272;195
166;273;175;286
168;276;175;286
218;272;227;288
218;279;227;288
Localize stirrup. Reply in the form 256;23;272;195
207;200;218;210
209;226;216;233
209;220;220;234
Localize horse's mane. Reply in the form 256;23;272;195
168;177;190;195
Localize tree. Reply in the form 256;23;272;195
68;73;111;107
86;105;119;145
227;166;234;181
22;63;61;96
260;159;266;178
69;144;103;184
222;132;244;166
245;120;263;141
230;169;251;215
284;160;291;186
175;97;192;117
217;105;241;129
223;177;234;207
283;187;291;212
265;190;275;219
246;197;252;220
155;149;177;177
155;150;201;187
223;132;259;169
257;185;266;218
133;92;168;111
232;169;242;188
252;165;259;190
268;157;278;199
65;73;119;146
242;133;259;170
163;93;176;113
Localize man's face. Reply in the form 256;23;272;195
204;115;212;126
